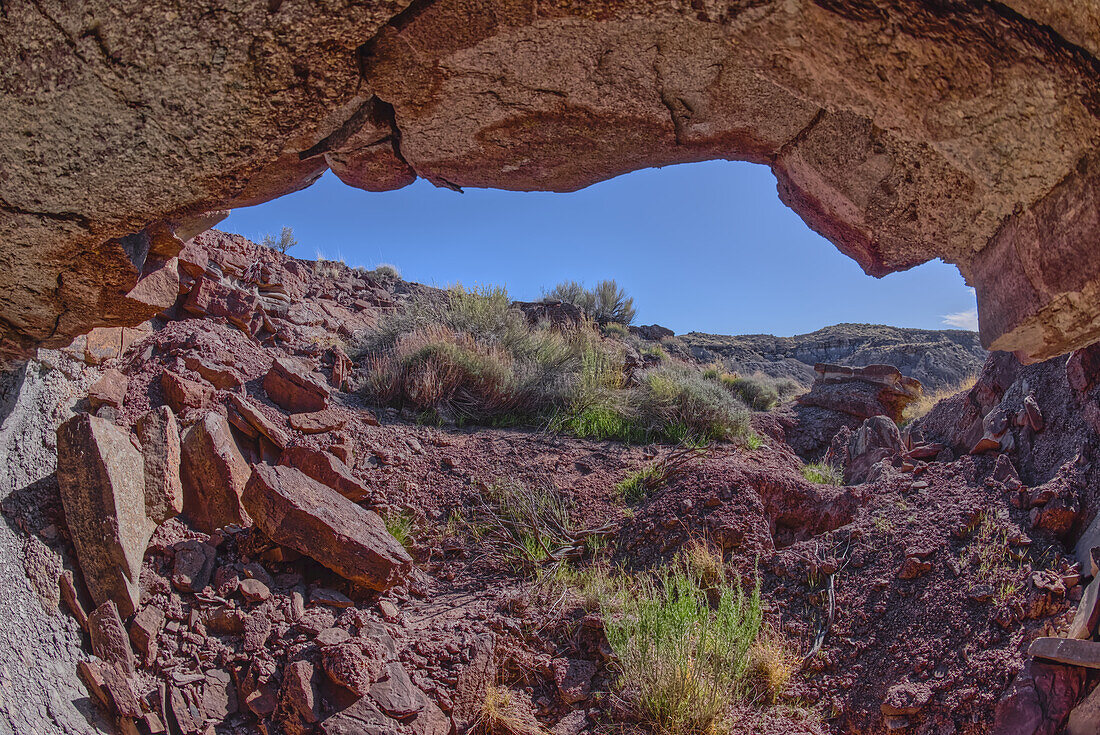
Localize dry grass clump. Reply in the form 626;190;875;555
745;633;799;705
902;373;978;423
800;461;844;486
473;685;546;735
468;479;576;570
678;539;727;589
600;570;763;735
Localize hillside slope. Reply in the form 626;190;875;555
674;323;986;392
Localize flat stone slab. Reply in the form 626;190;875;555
242;464;411;591
1030;637;1100;669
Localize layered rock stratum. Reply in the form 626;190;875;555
2;0;1100;365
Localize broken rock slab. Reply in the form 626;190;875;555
242;465;411;591
88;600;136;674
1068;681;1100;735
1068;578;1100;640
264;357;330;413
57;413;159;617
227;393;290;449
278;446;372;504
1030;638;1100;669
180;411;252;533
88;368;129;411
135;406;184;523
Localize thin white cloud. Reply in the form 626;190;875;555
942;308;978;331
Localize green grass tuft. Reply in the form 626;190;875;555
800;461;843;486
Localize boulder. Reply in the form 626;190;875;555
992;659;1085;735
1068;683;1100;735
264;357;330;413
1068;578;1100;640
171;539;216;593
552;659;596;705
183;355;244;390
84;327;123;365
320;696;399;735
798;363;922;423
845;416;904;484
278;446;372;503
57;413;158;617
129;604;164;665
180;412;252;533
87;368;129;411
242;465;411;591
279;660;320;733
183;277;258;331
161;369;212;414
369;662;427;718
135;406;184;523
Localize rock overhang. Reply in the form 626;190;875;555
1;0;1099;365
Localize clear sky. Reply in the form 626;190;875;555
222;160;978;337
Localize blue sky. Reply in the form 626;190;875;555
222;160;978;337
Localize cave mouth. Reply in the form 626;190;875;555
2;0;1097;371
219;162;978;341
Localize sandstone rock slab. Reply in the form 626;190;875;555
88;600;136;674
264;357;330;413
135;406;184;523
278;445;372;504
1030;637;1100;668
88;368;129;411
180;412;252;533
227;393;290;449
57;413;158;617
242;464;411;591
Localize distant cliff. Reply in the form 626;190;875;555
671;323;986;392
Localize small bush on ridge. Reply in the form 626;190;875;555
543;279;636;325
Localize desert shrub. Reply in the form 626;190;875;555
773;377;804;398
634;364;750;443
372;263;400;279
468;479;575;570
600;569;763;734
902;373;978;423
543;279;635;325
601;322;630;338
801;461;843;486
361;286;580;422
744;432;764;450
261;226;298;254
642;343;668;362
720;373;780;411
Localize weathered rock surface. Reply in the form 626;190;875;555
180;412;252;533
798;363;922;423
135;406;184;523
3;1;1100;366
242;464;411;591
277;445;373;504
992;659;1084;735
56;412;158;617
264;357;330;413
